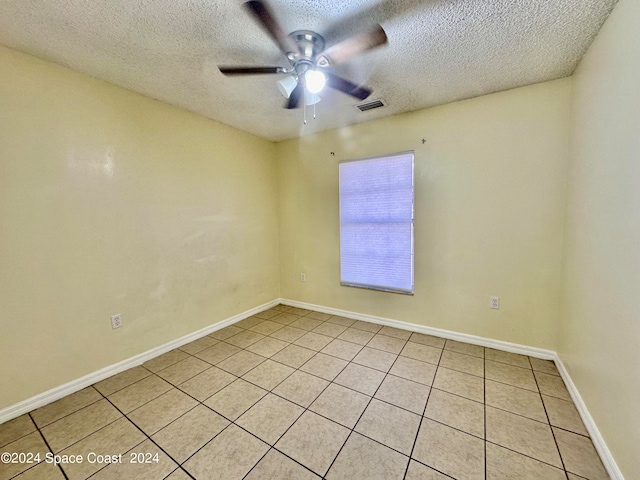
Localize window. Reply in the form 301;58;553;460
339;151;414;294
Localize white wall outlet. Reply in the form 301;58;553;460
300;273;306;282
490;297;500;309
111;314;123;329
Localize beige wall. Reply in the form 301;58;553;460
277;79;572;349
0;46;280;409
561;0;640;476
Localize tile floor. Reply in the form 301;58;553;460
0;305;610;480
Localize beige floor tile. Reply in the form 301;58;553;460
554;427;609;480
326;432;408;480
351;320;383;333
242;359;294;390
566;474;588;480
276;410;350;476
367;334;407;354
424;389;484;438
208;325;244;340
306;311;332;321
0;414;36;448
413;418;485;480
405;460;451;479
41;399;121;452
204;378;267;420
245;449;320;480
400;342;442;364
250;320;285;335
236;393;304;444
486;442;566;480
142;349;189;373
338;327;376;345
444;340;484;358
155;356;210;385
11;461;65;480
312;322;348;338
375;375;431;414
59;417;144;480
234;316;266;329
270;325;307;342
334;363;386;396
439;350;484;377
254;308;280;320
390;357;437;386
0;432;51;479
271;344;317;368
272;304;292;311
535;371;571;400
273;371;330;407
127;389;197;435
355;398;421;454
432;367;484;402
224;330;265;349
321;338;363;361
485;379;548;423
353;346;397;372
294;332;334;351
246;336;289;357
271;312;302;325
90;439;177;480
194;341;242;364
216;350;266;376
326;315;357;327
309;383;371;428
529;357;560;376
289;307;312;316
486;406;562;467
184;424;269;479
108;375;172;413
164;468;192;480
31;387;102;427
290;317;324;331
93;366;152;396
485;348;531;368
178;335;218;354
377;326;412;340
177;366;235;401
486;360;538;392
543;395;588;435
409;333;446;349
300;353;348;381
152;405;229;463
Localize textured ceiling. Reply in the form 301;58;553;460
0;0;618;141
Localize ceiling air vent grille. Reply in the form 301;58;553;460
355;99;385;112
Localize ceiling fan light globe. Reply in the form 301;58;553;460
304;90;321;106
305;70;326;94
277;75;298;98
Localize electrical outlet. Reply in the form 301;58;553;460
490;297;500;309
111;314;123;329
300;273;306;282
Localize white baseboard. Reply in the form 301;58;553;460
0;299;279;425
554;357;624;480
280;298;624;480
280;298;556;359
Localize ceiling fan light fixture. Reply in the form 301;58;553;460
305;69;326;94
304;90;321;106
277;74;298;98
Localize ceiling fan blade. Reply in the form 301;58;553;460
244;0;299;56
317;24;387;67
325;73;372;100
219;66;285;76
285;82;303;109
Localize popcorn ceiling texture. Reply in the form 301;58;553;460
0;0;617;141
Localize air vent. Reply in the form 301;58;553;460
355;99;385;112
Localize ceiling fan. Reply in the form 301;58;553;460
218;0;388;110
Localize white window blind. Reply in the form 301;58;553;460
339;152;414;294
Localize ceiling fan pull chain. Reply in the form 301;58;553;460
303;99;307;125
313;102;316;120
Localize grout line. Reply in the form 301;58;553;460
484;347;488;480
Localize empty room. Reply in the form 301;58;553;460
0;0;637;479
